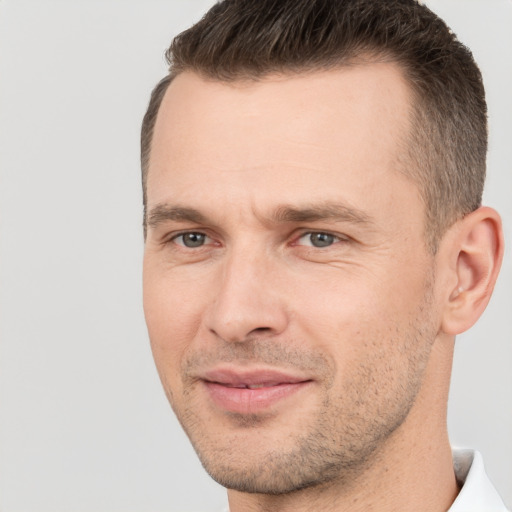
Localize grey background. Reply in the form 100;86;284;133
0;1;510;510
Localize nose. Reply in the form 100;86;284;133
204;246;289;343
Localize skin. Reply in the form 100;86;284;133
143;64;503;512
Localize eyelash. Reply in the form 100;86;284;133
294;231;347;248
170;231;215;248
168;230;348;250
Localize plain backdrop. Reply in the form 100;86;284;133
0;1;510;511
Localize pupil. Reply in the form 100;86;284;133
311;233;334;247
184;233;205;247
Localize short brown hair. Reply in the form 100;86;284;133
141;0;487;251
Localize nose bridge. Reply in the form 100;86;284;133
206;239;288;343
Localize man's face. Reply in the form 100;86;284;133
143;65;441;493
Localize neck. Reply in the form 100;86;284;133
227;337;459;512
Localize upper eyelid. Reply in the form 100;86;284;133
170;229;207;238
164;228;211;241
158;222;229;242
169;230;213;242
161;228;350;245
293;229;350;241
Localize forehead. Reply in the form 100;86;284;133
147;64;417;223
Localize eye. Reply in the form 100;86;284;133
173;232;211;248
296;232;341;248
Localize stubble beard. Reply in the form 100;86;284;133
167;281;437;495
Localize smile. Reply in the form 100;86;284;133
200;368;313;414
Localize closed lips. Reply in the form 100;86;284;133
201;368;312;388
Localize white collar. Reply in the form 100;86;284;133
449;449;509;511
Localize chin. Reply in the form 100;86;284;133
188;422;381;495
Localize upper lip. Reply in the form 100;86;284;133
200;368;312;388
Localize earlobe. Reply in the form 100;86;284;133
441;207;504;335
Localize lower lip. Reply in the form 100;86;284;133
203;381;311;414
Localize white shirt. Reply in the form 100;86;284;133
220;449;509;512
450;449;509;511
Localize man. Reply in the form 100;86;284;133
141;0;508;510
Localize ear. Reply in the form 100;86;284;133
440;207;504;335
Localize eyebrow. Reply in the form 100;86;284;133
147;205;207;228
271;203;373;225
146;201;373;230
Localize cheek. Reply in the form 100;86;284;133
294;279;432;423
143;264;207;379
291;263;431;359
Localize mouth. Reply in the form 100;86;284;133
200;368;313;414
219;383;278;389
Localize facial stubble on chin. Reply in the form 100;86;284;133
165;309;437;497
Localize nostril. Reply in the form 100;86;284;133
250;327;273;335
210;326;274;344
